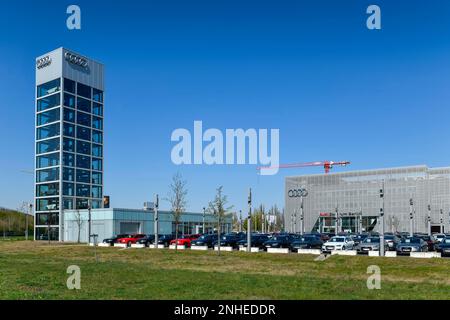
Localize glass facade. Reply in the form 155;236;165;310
35;53;104;242
285;166;450;234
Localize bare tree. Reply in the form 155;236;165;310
165;172;188;251
208;186;233;256
74;210;84;243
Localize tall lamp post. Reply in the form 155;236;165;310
154;194;159;247
409;198;414;237
379;181;385;257
427;204;431;236
440;209;444;234
299;188;308;235
26;203;32;241
88;200;92;244
239;210;242;233
202;207;206;234
247;188;252;252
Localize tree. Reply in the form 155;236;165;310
165;172;188;251
74;210;84;243
208;186;233;255
231;212;239;231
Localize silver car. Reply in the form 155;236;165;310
356;237;386;254
396;237;428;255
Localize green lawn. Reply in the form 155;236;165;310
0;241;449;299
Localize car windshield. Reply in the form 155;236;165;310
444;239;450;244
363;238;380;243
330;237;345;242
299;237;315;242
117;234;130;238
271;236;286;241
384;235;394;240
402;238;420;243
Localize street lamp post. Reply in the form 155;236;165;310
239;210;242;233
427;204;431;236
154;194;159;247
88;200;92;244
409;198;414;237
440;209;444;234
247;188;252;252
379;182;385;257
293;209;297;234
26;203;32;241
335;206;339;235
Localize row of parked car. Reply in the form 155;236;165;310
102;231;450;256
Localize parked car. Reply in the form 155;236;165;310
321;236;355;253
191;234;218;248
170;234;200;247
137;234;159;247
353;233;369;246
433;234;447;243
102;234;130;245
263;235;292;250
384;234;401;251
212;233;245;249
435;237;450;257
152;234;175;247
396;237;428;255
289;235;323;252
415;235;437;251
117;234;146;246
356;237;387;254
237;234;270;249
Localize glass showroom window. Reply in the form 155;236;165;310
92;144;102;157
77;141;91;155
93;88;103;103
36;213;59;225
63;198;74;210
63;167;75;181
76;184;90;197
76;155;90;169
37;138;60;154
63;138;75;152
76;169;90;183
77;97;91;113
37;153;59;168
92;158;102;171
37;93;60;112
92;130;103;144
36;183;59;197
64;78;75;94
77;83;91;99
63;152;75;167
64;93;75;108
37;168;59;183
63;182;74;196
37;78;60;98
63;108;75;123
63;123;75;137
92;116;103;130
77;126;91;141
37;123;60;140
36;227;59;241
77;111;91;127
92;200;102;209
36;197;59;211
92;172;102;185
37;108;60;126
91;186;102;199
76;198;89;210
93;102;103;116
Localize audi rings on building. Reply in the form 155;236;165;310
288;188;308;198
36;56;52;69
64;52;88;68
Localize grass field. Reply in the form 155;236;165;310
0;241;449;300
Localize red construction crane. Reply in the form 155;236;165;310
257;160;350;174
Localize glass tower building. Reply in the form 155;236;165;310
285;165;450;234
35;48;104;241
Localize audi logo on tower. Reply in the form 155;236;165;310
64;52;88;68
36;56;51;69
288;188;308;198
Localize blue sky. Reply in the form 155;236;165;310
1;0;450;213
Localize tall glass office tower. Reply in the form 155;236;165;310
35;48;104;241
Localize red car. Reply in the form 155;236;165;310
117;234;146;246
170;234;200;247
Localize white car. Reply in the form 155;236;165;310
322;236;355;252
434;234;446;243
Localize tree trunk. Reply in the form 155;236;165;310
175;220;179;251
217;216;221;256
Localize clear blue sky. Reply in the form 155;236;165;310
1;0;450;213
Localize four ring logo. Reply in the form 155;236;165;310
288;188;308;198
65;52;88;68
36;56;52;69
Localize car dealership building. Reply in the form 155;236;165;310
285;165;450;234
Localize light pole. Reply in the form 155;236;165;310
88;200;92;244
239;210;242;233
299;188;308;235
335;206;339;235
427;204;431;236
154;194;159;247
202;207;206;234
293;209;297;234
379;181;385;257
440;209;444;234
247;188;252;252
26;203;32;241
409;198;414;237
